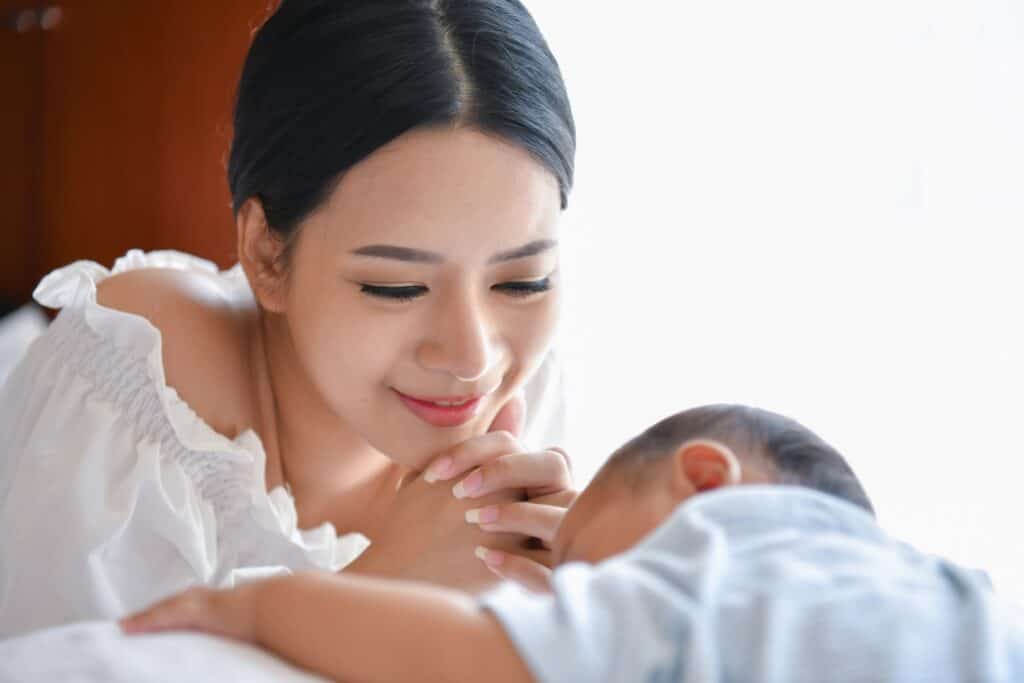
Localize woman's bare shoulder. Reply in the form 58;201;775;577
96;267;257;439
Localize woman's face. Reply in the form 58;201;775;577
281;127;562;468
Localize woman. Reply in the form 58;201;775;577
0;0;576;638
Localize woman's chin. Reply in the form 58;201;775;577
370;422;485;471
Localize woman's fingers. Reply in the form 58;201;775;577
475;546;552;593
120;588;211;634
528;488;578;509
466;502;566;543
450;449;573;499
422;430;522;483
121;585;257;641
485;391;526;437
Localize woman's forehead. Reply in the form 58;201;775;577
319;127;559;238
279;129;560;276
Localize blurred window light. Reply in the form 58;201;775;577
532;0;1024;600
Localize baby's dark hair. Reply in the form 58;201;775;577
610;404;874;515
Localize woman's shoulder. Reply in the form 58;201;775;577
0;252;366;635
93;257;258;440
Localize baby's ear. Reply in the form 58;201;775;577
237;197;289;313
672;439;742;494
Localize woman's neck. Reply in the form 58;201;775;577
247;310;405;532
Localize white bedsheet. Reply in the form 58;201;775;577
0;621;328;683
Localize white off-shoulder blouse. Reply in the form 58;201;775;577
0;250;566;639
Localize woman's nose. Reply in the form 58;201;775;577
416;296;500;382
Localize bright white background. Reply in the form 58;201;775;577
530;1;1024;599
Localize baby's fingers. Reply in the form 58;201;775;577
465;502;565;543
475;547;552;593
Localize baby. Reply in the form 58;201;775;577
122;404;1024;683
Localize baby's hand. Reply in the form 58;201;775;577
120;583;261;643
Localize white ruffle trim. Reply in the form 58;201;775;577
33;249;369;574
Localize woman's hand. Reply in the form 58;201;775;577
421;394;577;592
467;487;576;593
346;395;577;593
343;443;525;592
120;584;259;643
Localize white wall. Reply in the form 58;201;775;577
532;0;1024;599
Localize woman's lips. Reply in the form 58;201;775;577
393;390;484;428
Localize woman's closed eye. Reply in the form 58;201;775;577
491;276;553;298
493;274;557;299
360;283;428;302
360;276;554;302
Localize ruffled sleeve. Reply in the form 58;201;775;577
0;250;367;639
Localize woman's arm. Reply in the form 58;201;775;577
123;572;535;683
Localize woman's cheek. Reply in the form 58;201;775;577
504;295;561;386
318;316;398;389
297;303;388;405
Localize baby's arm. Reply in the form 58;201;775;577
122;572;534;683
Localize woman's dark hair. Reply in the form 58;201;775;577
228;0;576;240
612;404;876;515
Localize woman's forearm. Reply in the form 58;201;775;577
254;572;533;683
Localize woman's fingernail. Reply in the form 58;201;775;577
475;546;505;568
453;470;483;498
465;506;499;525
424;457;453;483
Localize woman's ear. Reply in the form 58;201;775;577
237;197;289;313
671;439;742;494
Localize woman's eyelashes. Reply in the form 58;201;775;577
359;276;553;302
360;283;427;302
491;276;552;298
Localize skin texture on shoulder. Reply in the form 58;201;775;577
96;267;260;441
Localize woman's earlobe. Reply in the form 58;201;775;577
236;198;289;313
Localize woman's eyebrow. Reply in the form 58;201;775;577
350;245;443;263
350;239;557;264
488;239;557;264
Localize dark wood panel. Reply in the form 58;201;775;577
37;0;166;275
4;0;272;304
0;2;44;306
152;1;274;268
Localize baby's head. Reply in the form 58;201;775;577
552;404;873;565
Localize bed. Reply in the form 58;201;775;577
0;621;327;683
